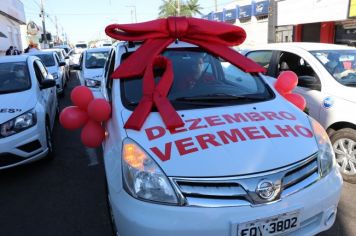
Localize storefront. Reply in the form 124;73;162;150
0;0;26;55
277;0;355;45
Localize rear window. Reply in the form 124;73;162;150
121;49;273;110
76;44;87;49
34;54;55;67
0;62;31;94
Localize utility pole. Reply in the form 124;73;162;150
214;0;217;12
55;16;59;44
40;0;48;47
177;0;180;16
126;5;137;23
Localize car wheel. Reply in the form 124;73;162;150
106;183;119;236
45;122;54;160
330;128;356;183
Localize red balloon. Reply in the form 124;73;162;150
81;120;105;148
71;86;94;110
87;99;112;122
59;106;88;130
275;71;298;94
284;93;306;111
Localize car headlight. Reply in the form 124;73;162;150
309;117;335;177
0;110;37;138
122;138;179;204
85;79;101;88
51;73;58;80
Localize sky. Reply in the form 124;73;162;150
23;0;234;44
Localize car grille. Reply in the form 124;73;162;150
171;153;319;207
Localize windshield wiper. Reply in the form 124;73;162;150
175;93;266;102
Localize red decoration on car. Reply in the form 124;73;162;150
274;71;306;111
59;86;111;148
105;17;266;130
125;56;184;130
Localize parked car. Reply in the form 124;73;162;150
100;41;342;236
244;43;356;183
72;47;110;97
0;55;57;169
44;48;70;82
29;51;66;95
54;45;71;54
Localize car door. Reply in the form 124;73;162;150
54;53;65;86
34;60;56;126
245;50;276;77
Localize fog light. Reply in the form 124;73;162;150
324;207;337;226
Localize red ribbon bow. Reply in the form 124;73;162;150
105;17;266;130
125;56;184;130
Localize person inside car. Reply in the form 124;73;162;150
175;54;215;90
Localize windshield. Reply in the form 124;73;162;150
122;49;273;110
85;51;109;69
35;54;55;67
311;50;356;87
0;62;31;94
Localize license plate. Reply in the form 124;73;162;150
237;210;300;236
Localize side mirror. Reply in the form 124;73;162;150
65;56;69;59
71;64;81;70
298;75;321;91
40;79;56;89
59;61;66;66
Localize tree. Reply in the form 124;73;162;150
158;0;202;18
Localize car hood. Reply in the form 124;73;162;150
0;90;36;124
83;68;103;80
122;99;318;177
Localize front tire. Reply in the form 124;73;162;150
330;128;356;183
45;122;54;160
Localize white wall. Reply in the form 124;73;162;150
238;18;269;49
277;0;350;26
0;14;23;56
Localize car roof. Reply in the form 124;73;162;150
85;47;111;53
0;55;30;63
28;51;55;56
248;42;354;52
44;48;64;53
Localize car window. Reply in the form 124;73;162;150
277;51;320;89
34;54;55;67
121;49;273;110
105;51;116;101
246;50;273;71
311;50;356;87
36;60;48;78
0;62;31;94
85;51;109;69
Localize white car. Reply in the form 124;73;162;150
244;43;356;183
73;47;110;98
30;51;66;95
44;48;70;80
0;55;57;169
100;41;342;236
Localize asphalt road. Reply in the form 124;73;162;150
0;72;355;236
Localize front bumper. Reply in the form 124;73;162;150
0;124;48;170
109;168;342;236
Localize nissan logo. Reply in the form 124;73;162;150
256;180;281;201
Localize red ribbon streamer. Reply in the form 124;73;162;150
105;17;266;130
124;56;184;130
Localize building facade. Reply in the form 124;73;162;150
203;0;270;49
277;0;356;46
0;0;26;55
